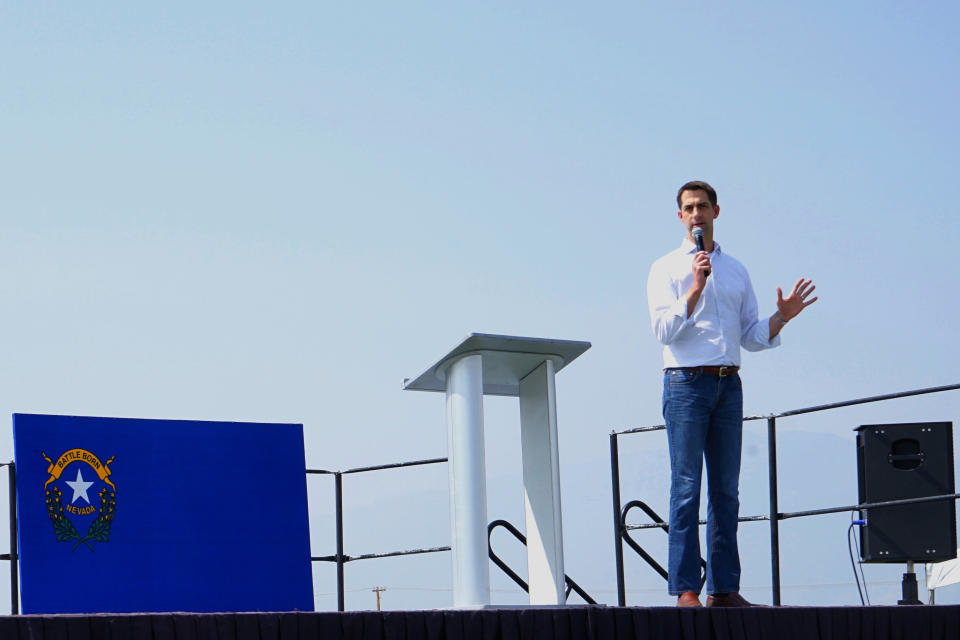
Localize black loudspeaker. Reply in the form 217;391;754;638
856;422;956;563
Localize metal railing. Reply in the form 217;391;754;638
619;500;706;590
487;519;596;604
308;457;450;612
610;382;960;606
309;456;598;610
0;463;18;615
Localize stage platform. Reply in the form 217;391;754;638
2;605;958;639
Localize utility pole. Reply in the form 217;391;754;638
372;587;386;611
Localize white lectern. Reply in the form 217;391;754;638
403;333;590;607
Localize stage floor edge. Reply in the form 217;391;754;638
0;604;957;639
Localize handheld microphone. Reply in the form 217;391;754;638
692;227;711;276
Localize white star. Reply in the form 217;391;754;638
65;468;94;504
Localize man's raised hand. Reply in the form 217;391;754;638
776;278;818;322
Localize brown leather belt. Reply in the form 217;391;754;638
671;365;740;377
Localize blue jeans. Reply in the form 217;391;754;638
662;368;743;596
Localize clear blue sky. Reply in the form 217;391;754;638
1;1;958;610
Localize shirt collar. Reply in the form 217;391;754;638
681;237;722;254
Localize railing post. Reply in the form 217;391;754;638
8;462;18;615
766;417;781;606
610;433;626;606
335;471;345;612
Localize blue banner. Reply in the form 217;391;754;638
13;413;314;614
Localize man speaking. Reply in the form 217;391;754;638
646;180;817;607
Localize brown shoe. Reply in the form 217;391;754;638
676;591;703;607
706;592;760;608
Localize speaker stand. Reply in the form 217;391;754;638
898;562;923;605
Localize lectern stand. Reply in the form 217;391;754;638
403;333;590;607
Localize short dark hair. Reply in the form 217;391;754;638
676;180;717;208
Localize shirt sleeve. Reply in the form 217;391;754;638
647;259;692;345
739;270;780;352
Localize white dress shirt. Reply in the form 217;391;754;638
647;238;779;368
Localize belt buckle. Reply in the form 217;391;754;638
718;366;733;377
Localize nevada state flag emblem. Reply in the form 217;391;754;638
42;449;116;551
